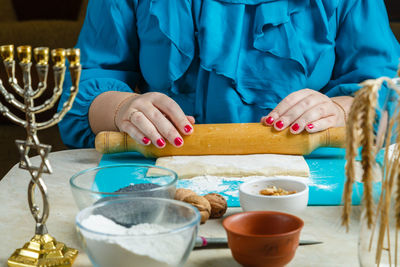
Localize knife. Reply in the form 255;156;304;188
194;236;322;249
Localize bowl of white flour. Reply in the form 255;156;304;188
76;197;201;267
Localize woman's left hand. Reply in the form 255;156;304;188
261;89;352;134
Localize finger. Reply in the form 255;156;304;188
118;120;151;146
152;94;194;135
186;115;195;125
275;95;330;131
305;116;337;133
127;109;167;148
290;102;336;134
140;105;184;148
263;89;316;126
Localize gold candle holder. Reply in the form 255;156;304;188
0;44;81;267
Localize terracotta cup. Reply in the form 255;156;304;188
222;211;304;267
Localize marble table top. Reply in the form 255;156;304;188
0;149;361;266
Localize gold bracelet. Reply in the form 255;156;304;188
331;99;347;123
114;94;137;131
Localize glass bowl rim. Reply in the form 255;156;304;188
69;163;178;195
75;197;201;237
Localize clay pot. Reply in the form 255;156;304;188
222;211;303;267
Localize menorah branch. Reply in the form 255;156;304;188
0;101;26;127
36;85;79;130
0;79;27;111
19;62;33;92
2;60;24;97
36;64;80;130
30;66;65;114
31;64;49;99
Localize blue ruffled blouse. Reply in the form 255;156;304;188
58;0;400;148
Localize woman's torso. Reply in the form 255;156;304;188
135;0;338;123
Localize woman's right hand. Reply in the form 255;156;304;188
114;92;195;148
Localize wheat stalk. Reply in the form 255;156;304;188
343;80;379;228
343;76;400;266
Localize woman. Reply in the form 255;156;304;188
58;0;400;148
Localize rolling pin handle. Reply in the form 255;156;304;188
325;127;346;148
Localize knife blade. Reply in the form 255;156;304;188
194;236;322;249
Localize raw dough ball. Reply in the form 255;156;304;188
204;193;227;218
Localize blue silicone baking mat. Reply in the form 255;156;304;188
96;147;382;207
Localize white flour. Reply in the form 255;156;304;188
180;175;315;195
181;175;254;195
80;215;186;267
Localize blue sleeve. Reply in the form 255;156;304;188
58;0;140;148
321;0;400;125
322;0;400;97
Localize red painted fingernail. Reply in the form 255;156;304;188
291;123;299;131
307;124;314;129
174;137;183;146
184;125;192;133
266;116;274;125
156;138;165;147
142;137;150;145
276;121;284;129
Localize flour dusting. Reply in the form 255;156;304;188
179;175;312;196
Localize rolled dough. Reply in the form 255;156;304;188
152;154;310;179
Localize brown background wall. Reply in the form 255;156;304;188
385;0;400;21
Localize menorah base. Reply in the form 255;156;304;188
7;234;78;267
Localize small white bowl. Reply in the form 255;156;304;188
239;177;309;214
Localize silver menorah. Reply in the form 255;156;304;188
0;45;80;267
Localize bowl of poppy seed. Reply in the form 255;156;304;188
70;164;177;210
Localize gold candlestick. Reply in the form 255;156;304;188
0;44;81;267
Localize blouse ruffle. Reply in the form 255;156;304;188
144;0;340;108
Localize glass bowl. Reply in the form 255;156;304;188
76;197;201;267
70;164;177;210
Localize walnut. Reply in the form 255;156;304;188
174;189;210;223
182;195;211;224
259;186;296;196
203;193;227;218
174;188;196;201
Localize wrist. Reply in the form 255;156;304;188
114;94;138;131
89;91;137;134
331;99;347;123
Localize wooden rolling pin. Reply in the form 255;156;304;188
95;123;345;157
